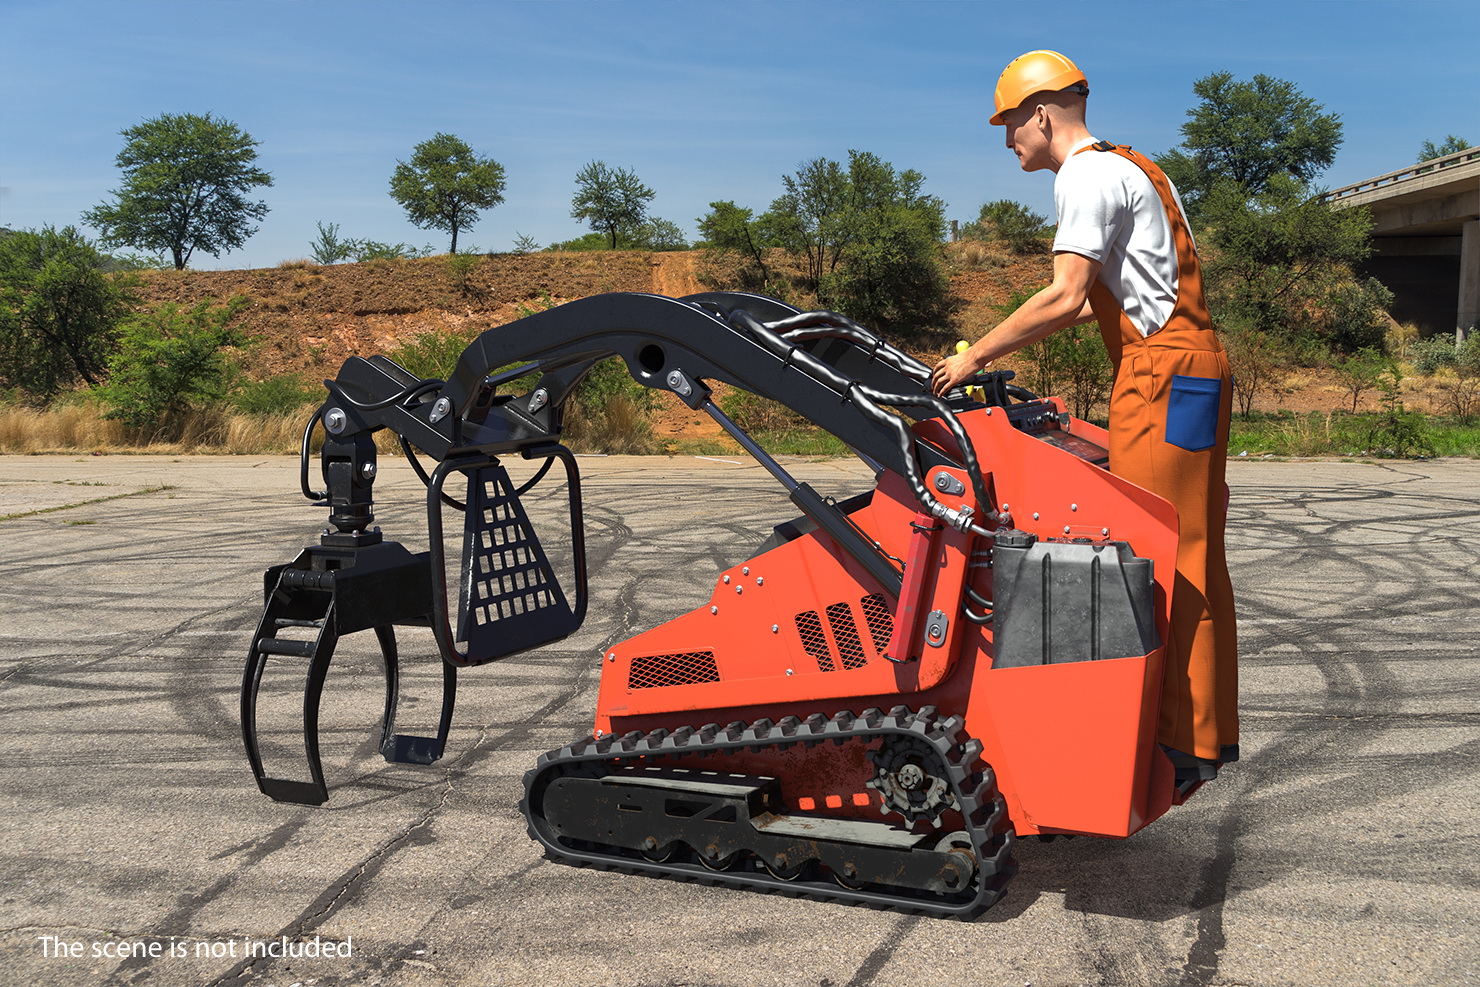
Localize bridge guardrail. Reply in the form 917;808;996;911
1321;147;1479;203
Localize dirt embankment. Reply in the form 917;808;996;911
134;251;669;382
133;250;1389;420
134;249;1052;381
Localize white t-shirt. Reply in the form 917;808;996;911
1052;137;1189;338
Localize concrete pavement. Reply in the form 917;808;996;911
0;453;1476;987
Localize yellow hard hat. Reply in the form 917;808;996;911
990;50;1088;126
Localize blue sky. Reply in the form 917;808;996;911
2;0;1476;270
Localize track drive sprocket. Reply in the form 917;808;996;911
866;733;960;828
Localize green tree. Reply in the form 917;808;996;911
1417;135;1471;162
697;200;778;290
388;133;506;254
631;217;688;251
0;226;134;398
1155;72;1342;216
570;161;656;248
84;112;273;270
99;296;249;434
1200;173;1378;352
773;150;955;334
1333;347;1392;413
768;156;850;286
699;152;954;335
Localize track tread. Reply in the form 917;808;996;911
519;706;1017;918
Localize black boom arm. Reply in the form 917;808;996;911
244;291;1008;805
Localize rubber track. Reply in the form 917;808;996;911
520;704;1017;918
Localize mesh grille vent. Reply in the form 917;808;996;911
628;651;720;690
826;602;869;669
860;593;894;655
795;610;834;672
461;469;568;633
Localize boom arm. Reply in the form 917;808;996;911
319;291;1000;590
246;291;1015;805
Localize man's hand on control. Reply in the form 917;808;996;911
930;351;987;397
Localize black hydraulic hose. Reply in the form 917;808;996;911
299;405;328;502
766;310;932;383
333;378;444;412
730;308;993;529
962;606;994;625
853;383;994;518
400;434;467;511
729;308;947;521
514;453;556;497
727;309;934;511
777;325;929;384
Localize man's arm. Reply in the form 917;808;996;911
930;251;1101;396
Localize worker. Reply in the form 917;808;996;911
931;50;1237;785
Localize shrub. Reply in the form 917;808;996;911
350;240;431;262
1413;331;1480;420
0;225;135;398
1220;321;1291;416
1332;347;1392;413
309;221;354;264
970;200;1053;254
443;251;484;298
1364;366;1433;457
98;296;250;437
382;325;484;381
232;374;321;415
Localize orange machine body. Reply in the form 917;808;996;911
594;402;1181;839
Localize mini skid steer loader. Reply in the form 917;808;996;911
241;291;1200;918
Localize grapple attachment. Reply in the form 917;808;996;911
242;446;586;805
240;540;451;805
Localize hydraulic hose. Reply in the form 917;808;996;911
333;378;444;412
728;308;994;533
764;310;932;384
400;434;467;512
299;405;328;502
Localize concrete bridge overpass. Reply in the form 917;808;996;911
1323;147;1480;337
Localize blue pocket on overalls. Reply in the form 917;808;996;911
1165;375;1222;452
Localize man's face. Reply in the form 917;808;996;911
1002;104;1049;172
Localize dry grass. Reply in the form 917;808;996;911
0;402;318;455
1385;319;1422;363
0;389;668;457
945;240;1014;271
561;394;662;454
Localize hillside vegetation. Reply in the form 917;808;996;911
128;248;1050;383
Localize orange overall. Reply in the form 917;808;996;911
1080;142;1238;762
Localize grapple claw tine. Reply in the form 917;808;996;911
240;561;339;806
297;620;337;803
380;627;458;766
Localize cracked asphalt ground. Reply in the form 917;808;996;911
1;453;1476;987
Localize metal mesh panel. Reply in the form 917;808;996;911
860;593;893;656
457;465;576;659
628;651;720;690
826;602;869;669
795;610;834;672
